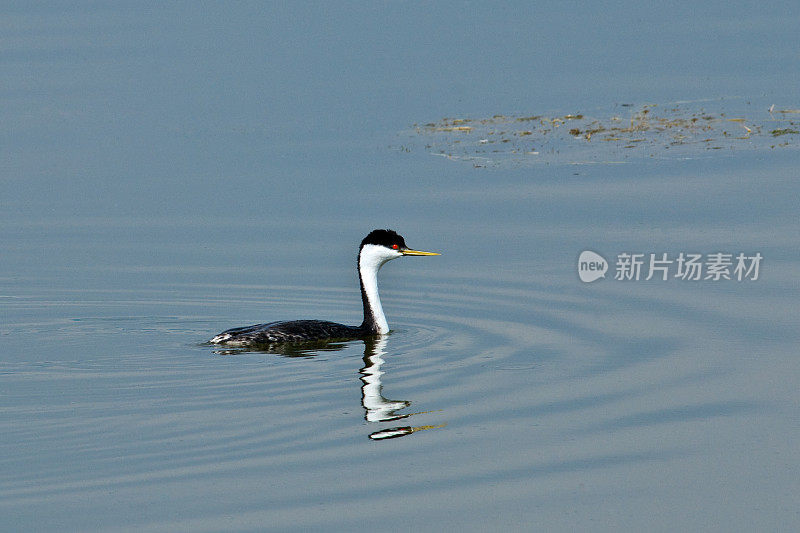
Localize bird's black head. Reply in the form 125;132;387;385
360;229;407;251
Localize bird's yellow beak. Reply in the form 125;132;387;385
400;248;440;256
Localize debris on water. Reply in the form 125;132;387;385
435;126;473;132
400;97;799;167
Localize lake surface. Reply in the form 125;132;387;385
2;3;799;531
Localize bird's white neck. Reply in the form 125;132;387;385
358;244;397;334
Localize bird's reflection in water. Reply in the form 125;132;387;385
211;335;444;440
360;336;409;422
360;336;445;440
211;339;349;358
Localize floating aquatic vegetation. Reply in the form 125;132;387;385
399;98;799;167
771;128;799;136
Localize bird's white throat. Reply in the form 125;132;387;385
358;244;401;334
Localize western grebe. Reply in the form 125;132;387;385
209;229;439;346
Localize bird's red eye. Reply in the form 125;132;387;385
392;244;399;250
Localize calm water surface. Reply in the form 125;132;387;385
2;3;799;532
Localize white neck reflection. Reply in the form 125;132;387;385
359;336;410;422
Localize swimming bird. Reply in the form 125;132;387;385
209;229;439;346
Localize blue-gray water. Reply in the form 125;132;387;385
2;3;799;531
